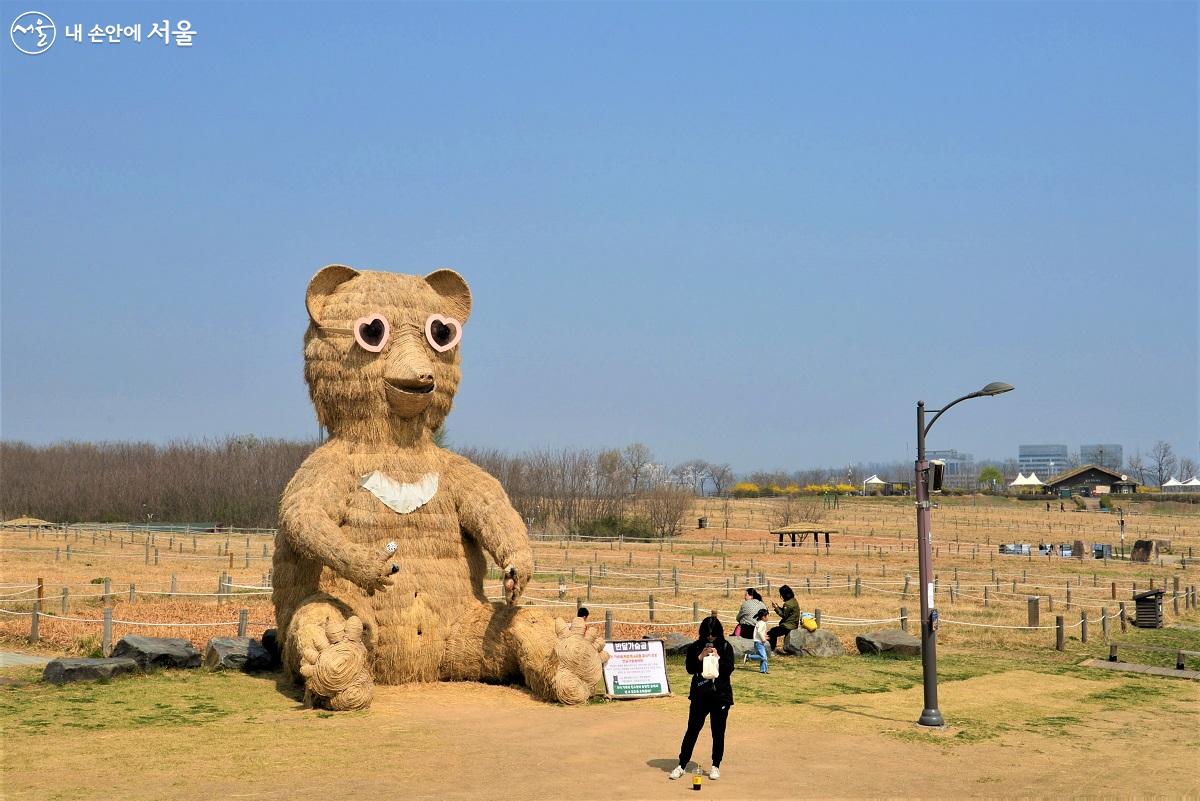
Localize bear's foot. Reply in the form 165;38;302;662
298;615;374;711
550;619;608;705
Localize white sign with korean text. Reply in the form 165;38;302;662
602;639;671;699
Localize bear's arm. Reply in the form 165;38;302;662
279;442;392;593
444;453;533;599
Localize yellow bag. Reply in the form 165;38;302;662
801;616;818;632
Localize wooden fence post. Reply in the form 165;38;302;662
238;608;248;637
1111;581;1117;600
814;608;822;627
648;594;655;622
604;610;613;640
854;577;861;597
693;601;700;622
103;578;112;606
1027;597;1040;628
903;575;910;597
102;608;113;656
61;587;69;615
900;607;908;633
170;574;177;597
1081;610;1088;643
128;584;136;604
1055;616;1064;651
1101;606;1109;640
1118;602;1127;633
1173;577;1180;615
29;602;39;642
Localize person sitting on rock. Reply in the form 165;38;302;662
735;588;766;638
768;585;800;653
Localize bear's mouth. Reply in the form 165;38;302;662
385;379;435;396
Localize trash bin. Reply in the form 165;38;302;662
1132;589;1164;628
698;517;708;529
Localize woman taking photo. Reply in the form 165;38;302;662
768;584;800;653
668;614;734;782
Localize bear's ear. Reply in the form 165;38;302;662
425;268;472;323
306;264;360;325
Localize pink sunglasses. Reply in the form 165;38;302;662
321;313;462;354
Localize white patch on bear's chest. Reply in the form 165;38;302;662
358;471;439;514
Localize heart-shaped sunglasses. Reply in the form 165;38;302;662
320;313;462;354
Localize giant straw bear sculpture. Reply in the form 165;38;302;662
272;265;607;710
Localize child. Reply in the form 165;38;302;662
742;608;770;674
568;606;590;634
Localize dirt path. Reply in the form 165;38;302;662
4;668;1197;800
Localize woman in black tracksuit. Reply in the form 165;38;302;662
669;615;734;781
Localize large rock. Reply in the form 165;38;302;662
856;629;921;657
782;628;844;658
110;635;201;670
645;633;692;655
43;657;140;685
204;637;273;672
260;628;282;667
725;636;757;658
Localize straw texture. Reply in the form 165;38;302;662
273;266;605;709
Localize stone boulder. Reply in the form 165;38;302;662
110;635;201;670
260;628;282;667
725;636;757;658
204;637;274;672
43;657;140;685
856;629;921;657
645;633;692;655
782;628;844;658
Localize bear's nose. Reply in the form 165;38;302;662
384;345;436;392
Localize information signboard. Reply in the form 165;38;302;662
602;639;672;699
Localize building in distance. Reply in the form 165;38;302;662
1080;444;1123;471
1019;444;1068;478
1045;464;1138;497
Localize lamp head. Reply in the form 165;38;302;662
979;381;1014;397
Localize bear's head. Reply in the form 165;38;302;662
302;265;471;443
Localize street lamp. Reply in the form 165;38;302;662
915;380;1013;728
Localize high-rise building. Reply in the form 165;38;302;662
927;449;976;489
1018;444;1068;479
1080;444;1123;472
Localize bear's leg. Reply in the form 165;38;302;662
284;595;374;711
440;603;607;705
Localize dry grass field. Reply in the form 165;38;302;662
2;495;1198;799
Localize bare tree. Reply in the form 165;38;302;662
1150;441;1178;487
1127;453;1148;485
622;442;653;494
1178;457;1198;481
642;485;694;538
771;495;824;528
671;460;708;496
705;463;733;497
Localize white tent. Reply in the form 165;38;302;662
1026;473;1045;485
1163;477;1183;493
1183;477;1200;493
862;475;887;493
1009;472;1028;487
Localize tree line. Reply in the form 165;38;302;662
0;439;704;534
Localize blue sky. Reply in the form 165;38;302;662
1;1;1196;472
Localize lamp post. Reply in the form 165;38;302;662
915;380;1013;728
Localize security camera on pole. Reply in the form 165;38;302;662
914;381;1013;728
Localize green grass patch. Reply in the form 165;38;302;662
0;669;283;735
